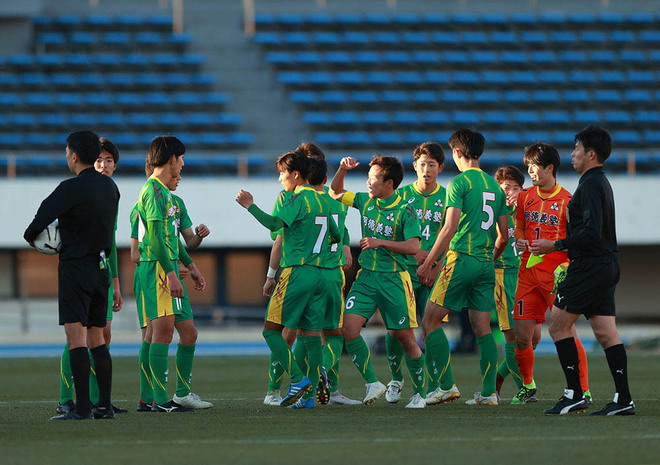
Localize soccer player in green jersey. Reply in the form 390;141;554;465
417;129;509;406
384;142;461;406
330;155;427;409
236;151;341;408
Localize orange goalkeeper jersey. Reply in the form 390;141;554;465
514;184;571;274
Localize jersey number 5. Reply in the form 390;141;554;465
481;192;496;230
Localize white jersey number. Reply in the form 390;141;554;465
480;192;496;231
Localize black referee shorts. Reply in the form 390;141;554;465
554;255;620;318
58;258;109;328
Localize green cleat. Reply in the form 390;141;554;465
511;385;538;405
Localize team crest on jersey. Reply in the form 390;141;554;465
434;199;443;207
386;213;394;222
167;205;179;218
551;202;559;210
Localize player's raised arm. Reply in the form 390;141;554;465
236;190;288;232
329;157;359;201
417;206;460;286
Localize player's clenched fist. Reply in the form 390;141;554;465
195;224;210;238
235;190;254;209
340;157;360;171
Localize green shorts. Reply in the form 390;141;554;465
134;265;147;329
345;268;417;330
106;278;114;321
494;267;518;331
137;260;183;321
430;250;496;313
322;267;345;330
266;265;325;331
175;281;193;323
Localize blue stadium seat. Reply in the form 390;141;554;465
315;132;343;146
481;71;508;86
168;33;193;48
560;50;587;63
278;71;306;87
382;51;410;65
520;31;547;44
25;92;53;108
532;90;560;103
282;32;308;46
471;51;497;65
510;13;535;25
563;90;590;103
55;14;82;29
354;51;381;66
115;14;143;29
205;92;229;106
8;54;36;68
598;70;625;86
395;13;421;27
570;70;597;85
461;31;489;46
543;110;571;125
375;131;403;146
394;72;422;87
635;110;659;124
102;32;130;47
254;32;281;47
643;130;660;144
482;111;508;125
0;92;21;106
550;31;576;44
0;133;22;148
363;112;391;126
402;32;429;46
314;31;343;48
335;13;362;28
337;71;365;87
492;131;521;145
325;51;352;66
155;112;179;127
54;93;84;108
511;71;535;85
452;111;479;126
627;70;655;85
98;113;126;128
482;13;508;26
624;89;653;103
382;91;409;105
500;51;526;65
415;90;440;104
490;31;517;45
352;91;379;105
423;13;449;27
572;110;600;125
86;92;114;108
343;32;370;46
603;111;631;125
619;50;646;63
539;70;567;85
609;30;636;44
502;90;529;103
127;113;157;128
579;31;606;44
613;130;641;146
296;51;323;67
441;51;468;65
303;112;331;126
290;91;316;105
364;13;391;27
393;112;419;127
186;113;217;129
39;113;67;129
405;131;432;145
552;131;576;145
21;73;48;88
278;13;304;28
180;53;205;67
473;90;499;104
512;111;538;125
522;131;551;144
115;92;144;107
85;14;113;29
307;13;332;28
568;13;596;25
344;132;372;147
37;32;66;47
423;111;450;126
321;91;348;105
172;92;202;106
593;89;621;103
372;32;399;47
639;30;660;44
70;32;95;46
539;12;566;25
11;113;38;129
308;72;333;87
69;113;99;127
95;53;122;67
146;15;172;30
453;71;480;85
424;71;451;85
365;71;391;86
412;51;440;65
334;112;360;126
590;51;617;64
529;50;558;65
452;12;478;26
430;32;458;46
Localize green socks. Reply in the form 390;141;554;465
477;333;499;397
345;336;378;383
303;336;323;400
59;344;74;404
323;335;344;393
175;343;195;397
263;330;304;383
267;351;286;391
149;342;170;405
405;354;426;396
385;332;405;382
505;341;523;389
293;335;307;376
139;340;154;403
426;327;454;390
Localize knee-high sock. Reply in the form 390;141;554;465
293;335;307;376
59;344;74;404
149;342;171;405
175;343;195;397
515;345;535;386
267;351;286;391
263;330;304;383
139;340;154;403
385;332;404;382
605;344;632;405
554;337;582;398
89;350;99;406
404;354;426;396
323;335;344;393
345;336;378;383
303;336;323;399
90;345;112;409
426;327;454;390
477;334;498;396
574;337;589;392
69;347;91;416
504;341;523;389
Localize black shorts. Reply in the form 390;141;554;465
554;255;619;318
58;258;109;328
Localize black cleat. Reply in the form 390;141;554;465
50;410;93;421
92;406;115;419
591;401;636;416
56;400;75;415
111;404;128;414
137;400;154;412
543;390;589;415
152;400;194;413
316;367;330;405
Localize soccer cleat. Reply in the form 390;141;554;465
385;380;403;403
56;400;75;415
465;392;499;406
92;406;115;419
328;391;362;405
151;400;194;413
173;392;213;409
543;389;589;415
50;410;93;420
363;381;387;405
590;401;635;416
289;397;315;409
111;404;128;414
263;390;282;406
527;395;539;403
137;400;154;412
511;386;538;405
583;390;593;407
280;377;313;407
405;393;426;409
425;385;461;405
316;367;330;405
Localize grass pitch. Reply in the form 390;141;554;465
0;353;658;465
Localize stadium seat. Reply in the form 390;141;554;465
344;132;373;147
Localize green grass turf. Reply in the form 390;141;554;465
0;353;658;465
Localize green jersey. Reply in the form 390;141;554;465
136;176;178;262
172;194;193;233
342;191;421;272
274;185;339;268
445;168;507;262
495;204;521;270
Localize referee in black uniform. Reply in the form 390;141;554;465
530;125;634;416
24;131;120;420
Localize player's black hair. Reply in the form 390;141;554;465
574;125;612;163
66;130;101;165
296;141;325;160
495;165;525;188
276;151;310;180
307;156;328;186
370;155;404;189
523;142;561;178
413;141;445;165
147;135;185;168
448;128;485;160
99;137;119;164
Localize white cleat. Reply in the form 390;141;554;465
363;381;387;405
405;393;426;409
385;380;404;403
172;392;214;409
263;390;282;406
465;391;498;406
425;385;461;405
329;391;362;405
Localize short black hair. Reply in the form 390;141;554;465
495;165;525;188
296;141;325;160
307;156;327;186
370;155;404;190
99;137;119;164
66;130;101;165
276;151;310;180
523;142;561;178
575;125;612;163
147;135;185;167
413;141;445;165
448;128;485;160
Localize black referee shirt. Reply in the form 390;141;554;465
24;167;120;261
557;166;617;259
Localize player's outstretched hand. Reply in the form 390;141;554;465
340;157;360;171
236;190;254;209
263;277;276;297
188;264;206;291
529;239;555;255
360;237;381;250
178;263;189;280
515;238;529;253
167;271;184;298
195;224;210;238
